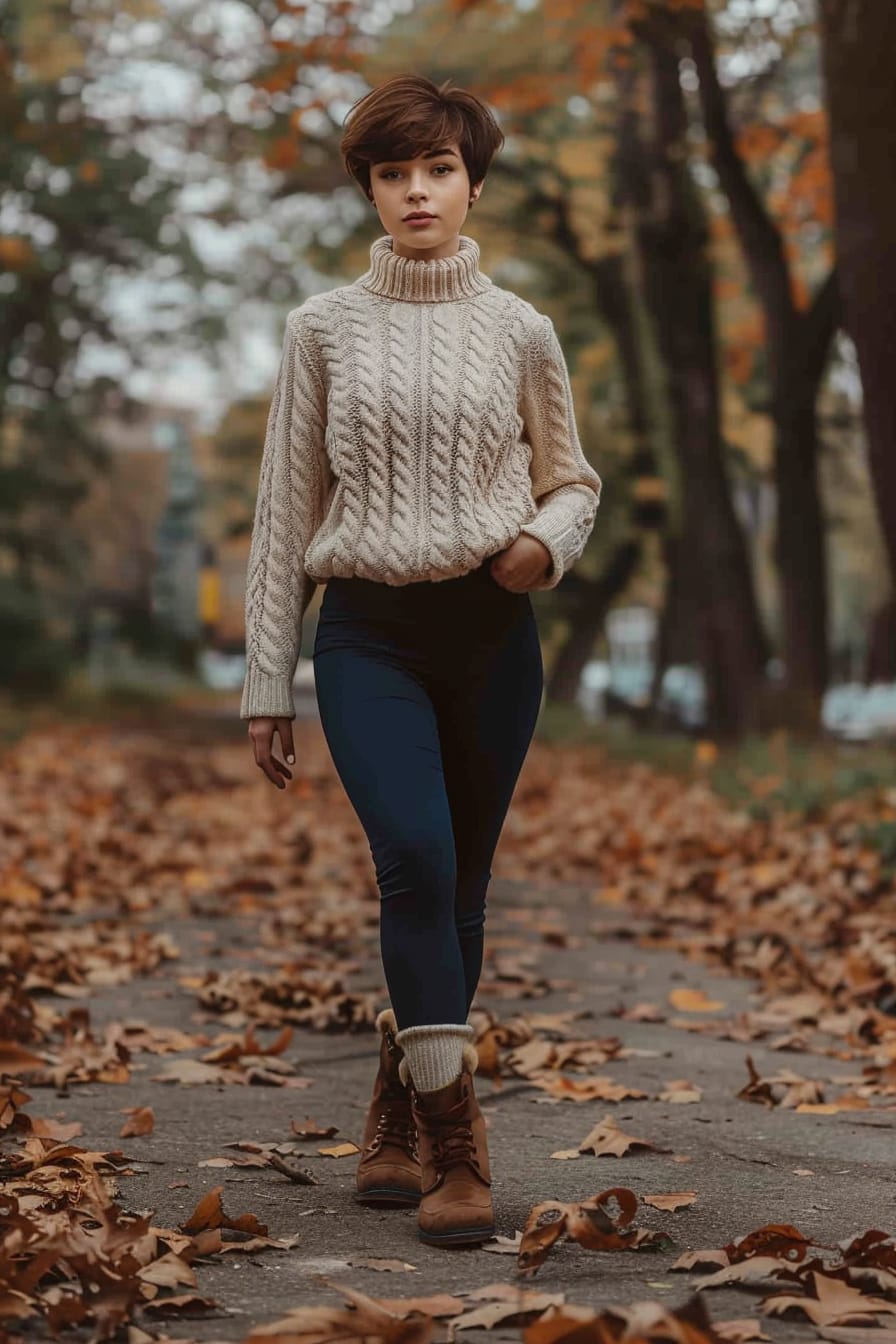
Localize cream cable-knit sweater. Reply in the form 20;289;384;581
240;232;602;721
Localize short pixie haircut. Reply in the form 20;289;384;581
340;74;505;202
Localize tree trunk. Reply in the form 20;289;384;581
627;30;768;739
646;531;700;725
684;7;841;730
495;118;668;709
866;596;896;683
817;0;896;591
546;540;641;702
773;396;829;723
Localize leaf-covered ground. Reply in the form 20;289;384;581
2;718;896;1343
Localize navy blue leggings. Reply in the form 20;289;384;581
311;554;544;1032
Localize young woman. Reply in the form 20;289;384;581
241;74;602;1247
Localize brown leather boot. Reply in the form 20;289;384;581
401;1041;495;1246
355;1008;421;1206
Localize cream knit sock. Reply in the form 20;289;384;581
394;1022;475;1093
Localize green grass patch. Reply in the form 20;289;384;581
0;668;213;747
536;700;896;821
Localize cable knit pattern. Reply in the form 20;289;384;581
240;233;602;721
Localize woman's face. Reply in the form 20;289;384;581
369;138;480;258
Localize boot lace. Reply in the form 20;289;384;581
429;1112;477;1171
371;1100;418;1158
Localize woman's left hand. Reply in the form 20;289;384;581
490;534;553;592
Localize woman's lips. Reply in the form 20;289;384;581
405;215;435;226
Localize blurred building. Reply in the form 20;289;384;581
72;395;203;655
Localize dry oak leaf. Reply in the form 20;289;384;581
615;1002;667;1022
291;1117;338;1139
657;1080;702;1104
28;1115;84;1141
576;1114;673;1158
482;1231;524;1254
714;1322;770;1342
202;1023;294;1064
518;1186;670;1276
244;1278;458;1343
643;1192;697;1211
815;1329;896;1344
797;1096;872;1114
727;1222;818;1264
180;1185;267;1237
678;1223;821;1286
532;1073;648;1103
150;1058;233;1086
141;1293;218;1318
763;1270;896;1327
0;1081;32;1132
318;1142;361;1158
668;988;727;1013
0;1040;46;1073
120;1106;155;1137
739;1055;825;1109
694;1256;800;1289
136;1251;197;1290
838;1228;896;1279
447;1286;565;1337
672;1249;730;1272
524;1292;722;1343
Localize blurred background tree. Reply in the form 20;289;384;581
3;0;894;744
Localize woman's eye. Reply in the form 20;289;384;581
380;165;452;179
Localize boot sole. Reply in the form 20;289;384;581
417;1222;496;1246
355;1187;421;1206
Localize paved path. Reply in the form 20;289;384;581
36;871;895;1341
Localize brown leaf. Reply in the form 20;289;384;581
668;988;726;1012
576;1114;672;1157
531;1074;648;1103
119;1106;155;1137
179;1185;267;1237
657;1079;702;1103
763;1270;896;1326
349;1257;417;1272
141;1293;218;1317
643;1191;697;1211
0;1040;46;1073
291;1117;338;1139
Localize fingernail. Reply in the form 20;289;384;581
287;754;295;763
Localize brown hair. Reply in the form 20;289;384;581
340;74;505;202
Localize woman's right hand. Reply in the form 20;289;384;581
248;716;295;789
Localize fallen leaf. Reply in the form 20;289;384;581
119;1106;154;1137
668;988;726;1013
643;1191;697;1211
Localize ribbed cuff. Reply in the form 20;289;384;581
239;663;297;720
520;487;598;591
394;1022;474;1092
519;521;565;590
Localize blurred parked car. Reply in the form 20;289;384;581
823;681;896;742
576;658;707;730
577;654;896;742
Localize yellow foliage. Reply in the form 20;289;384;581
0;237;34;269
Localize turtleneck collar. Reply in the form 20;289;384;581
357;233;492;303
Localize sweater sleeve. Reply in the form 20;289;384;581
240;311;331;720
517;314;602;590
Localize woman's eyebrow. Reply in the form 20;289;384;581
379;148;460;165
